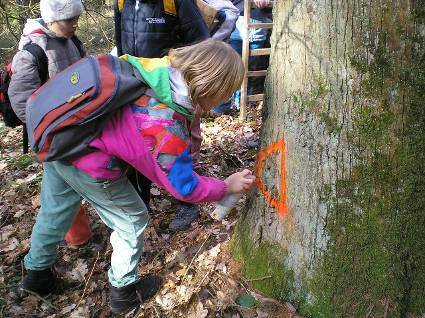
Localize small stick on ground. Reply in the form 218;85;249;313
75;251;100;310
366;304;374;318
195;269;211;290
152;304;161;318
0;284;18;289
20;288;58;311
247;275;272;282
181;231;212;285
383;299;389;318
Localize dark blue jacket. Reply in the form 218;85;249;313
115;0;210;57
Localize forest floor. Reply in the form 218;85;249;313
0;108;299;318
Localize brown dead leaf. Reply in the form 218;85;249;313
13;210;25;218
176;285;195;303
150;187;161;196
61;304;76;314
32;195;41;209
155;292;177;311
0;237;19;252
69;305;90;318
187;301;208;318
175;267;187;277
66;259;88;282
21;295;39;311
0;161;7;171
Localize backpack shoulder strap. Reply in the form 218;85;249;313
117;0;125;13
163;0;177;16
23;43;48;84
70;36;85;58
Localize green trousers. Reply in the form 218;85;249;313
24;161;149;288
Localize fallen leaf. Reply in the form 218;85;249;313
0;237;19;252
187;301;208;318
0;225;15;242
0;161;7;171
150;187;161;196
175;267;187;277
21;295;39;311
236;294;258;308
209;244;221;257
155;292;177;310
13;210;25;218
66;259;88;282
61;304;76;314
31;195;40;209
69;305;90;318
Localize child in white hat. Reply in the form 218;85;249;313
8;0;90;250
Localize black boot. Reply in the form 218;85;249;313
109;275;163;315
169;201;200;231
17;268;57;298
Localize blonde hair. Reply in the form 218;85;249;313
169;39;244;108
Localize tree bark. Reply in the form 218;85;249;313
233;0;425;316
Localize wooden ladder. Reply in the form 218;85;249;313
240;0;273;119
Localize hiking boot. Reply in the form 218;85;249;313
169;202;200;231
17;268;57;298
110;275;163;315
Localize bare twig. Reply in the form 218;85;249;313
0;4;20;41
83;7;110;19
0;212;10;229
247;275;272;282
365;304;374;318
75;251;100;310
152;304;161;318
181;231;212;284
0;284;18;289
383;299;389;318
81;3;114;46
194;269;211;290
20;288;59;311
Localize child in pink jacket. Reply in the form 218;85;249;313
20;39;255;315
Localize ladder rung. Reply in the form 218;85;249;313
250;48;271;56
248;23;273;29
250;0;274;7
247;70;267;77
247;94;264;102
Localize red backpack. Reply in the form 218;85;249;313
0;62;23;128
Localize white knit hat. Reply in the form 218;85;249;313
40;0;83;23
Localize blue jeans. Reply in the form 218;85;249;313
24;161;149;288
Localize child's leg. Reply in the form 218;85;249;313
24;162;82;270
127;168;152;208
53;161;149;288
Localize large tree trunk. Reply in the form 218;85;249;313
232;1;425;316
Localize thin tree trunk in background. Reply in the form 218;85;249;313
233;0;425;316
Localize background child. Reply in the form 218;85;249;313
113;0;228;231
212;0;272;114
7;0;91;247
202;0;240;41
21;39;255;315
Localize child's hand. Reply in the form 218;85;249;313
253;0;271;8
224;169;256;194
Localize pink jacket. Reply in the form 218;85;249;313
72;96;226;204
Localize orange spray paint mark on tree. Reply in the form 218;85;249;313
255;138;288;216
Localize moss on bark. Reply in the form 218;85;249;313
233;1;425;316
